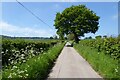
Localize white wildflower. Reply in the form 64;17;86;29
21;57;24;59
8;73;12;78
11;68;14;71
14;61;17;64
18;70;24;74
20;71;24;73
40;48;43;50
12;72;17;76
30;50;34;53
25;74;28;76
1;51;4;54
12;50;15;52
8;59;11;61
15;54;19;57
25;69;27;72
21;49;24;51
18;75;22;78
27;65;30;67
6;49;8;52
32;54;35;56
15;51;19;53
21;54;25;57
13;66;17;69
23;60;26;63
115;68;118;73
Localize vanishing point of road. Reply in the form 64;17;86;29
48;43;103;79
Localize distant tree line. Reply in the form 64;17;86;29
84;35;120;40
1;35;55;39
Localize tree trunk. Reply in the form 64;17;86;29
73;32;79;43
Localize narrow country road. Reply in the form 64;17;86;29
48;43;102;78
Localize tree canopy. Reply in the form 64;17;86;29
54;5;100;43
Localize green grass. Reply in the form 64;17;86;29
74;44;119;80
2;42;65;79
0;71;2;80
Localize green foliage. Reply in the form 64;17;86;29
84;36;92;39
2;39;59;68
0;71;2;80
95;35;102;39
50;37;53;39
53;35;58;39
2;43;65;79
54;5;100;43
67;33;75;40
103;35;107;38
74;36;120;79
78;37;120;59
74;44;119;79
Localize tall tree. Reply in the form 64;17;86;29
54;5;100;43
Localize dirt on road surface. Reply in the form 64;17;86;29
48;45;103;78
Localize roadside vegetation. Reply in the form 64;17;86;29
2;38;65;79
74;36;120;79
1;3;119;80
0;72;1;80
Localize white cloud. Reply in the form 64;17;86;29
112;14;118;20
0;21;54;37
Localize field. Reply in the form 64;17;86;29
1;38;65;79
1;36;120;79
74;36;120;79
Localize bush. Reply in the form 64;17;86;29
95;35;102;39
2;39;58;67
2;42;65;79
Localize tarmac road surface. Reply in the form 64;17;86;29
48;44;102;78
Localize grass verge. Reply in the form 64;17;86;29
0;71;2;80
2;42;65;80
74;44;119;80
